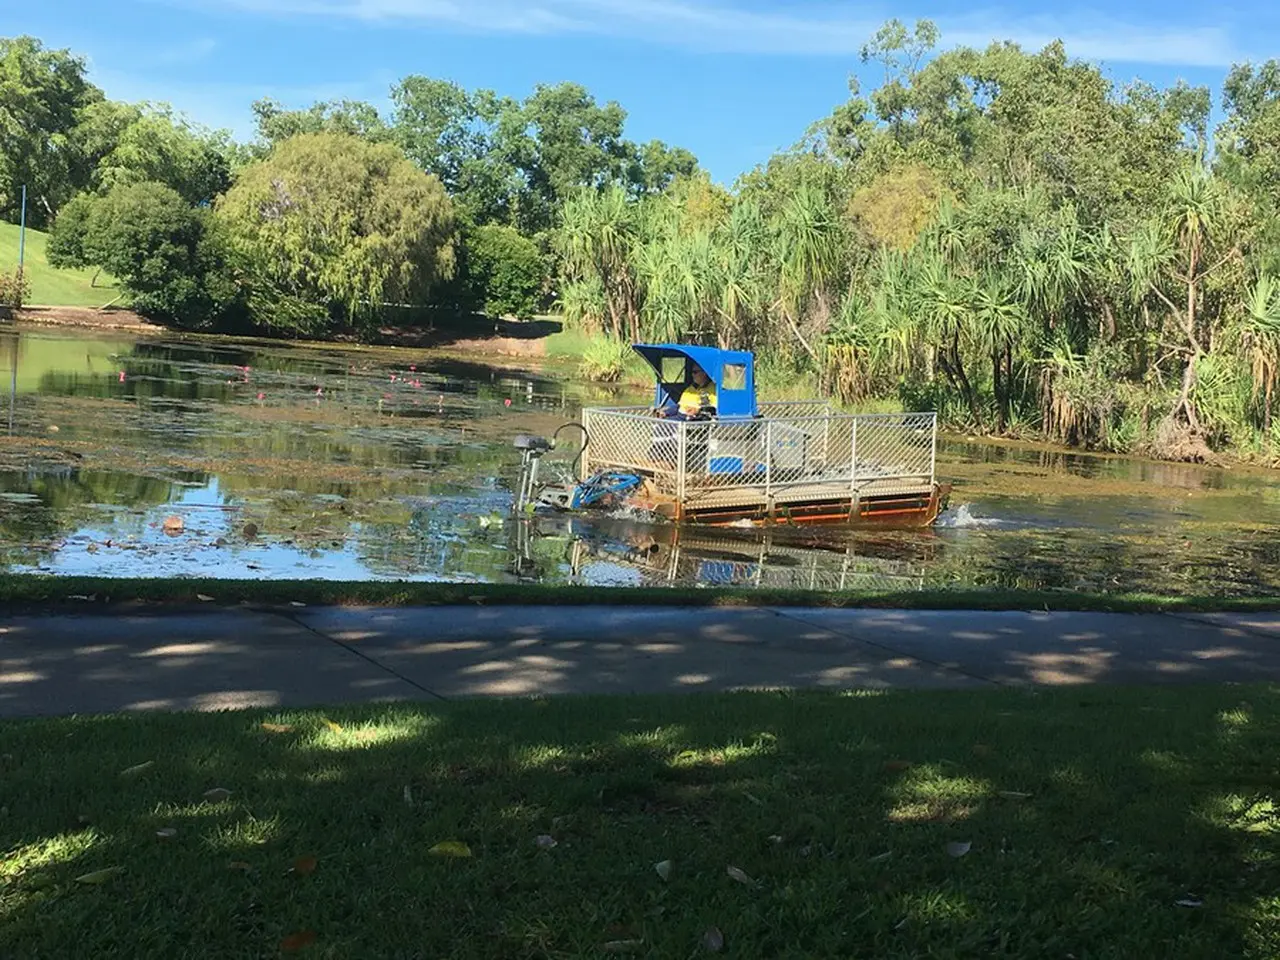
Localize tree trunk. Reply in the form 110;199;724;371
948;332;983;431
1174;355;1201;431
783;308;821;366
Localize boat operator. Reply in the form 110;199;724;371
657;364;718;420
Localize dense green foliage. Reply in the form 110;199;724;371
461;223;545;319
13;32;692;335
47;181;235;324
0;36;101;227
554;23;1280;461
215;133;457;335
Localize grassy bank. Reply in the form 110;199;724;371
4;574;1280;613
0;222;122;308
2;686;1277;958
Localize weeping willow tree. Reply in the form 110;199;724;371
215;132;458;334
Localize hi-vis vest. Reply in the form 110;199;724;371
678;383;717;416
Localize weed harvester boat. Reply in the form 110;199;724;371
513;343;950;527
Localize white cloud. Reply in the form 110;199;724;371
189;0;1245;67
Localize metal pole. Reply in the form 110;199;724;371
17;185;26;274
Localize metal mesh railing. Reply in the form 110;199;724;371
581;405;937;506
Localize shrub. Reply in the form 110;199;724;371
579;336;631;382
0;268;30;309
464;224;544;319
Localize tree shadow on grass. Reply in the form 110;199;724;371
1;685;1278;958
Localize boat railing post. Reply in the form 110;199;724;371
580;409;592;480
677;420;688;505
933;411;940;480
764;420;773;512
849;417;859;518
849;417;858;491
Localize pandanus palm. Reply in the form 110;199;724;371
1242;274;1280;433
555;185;641;340
772;182;841;364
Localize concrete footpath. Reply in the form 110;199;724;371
2;605;1280;718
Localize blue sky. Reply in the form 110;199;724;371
8;0;1277;183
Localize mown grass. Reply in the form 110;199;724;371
1;687;1277;958
0;221;122;308
3;574;1280;614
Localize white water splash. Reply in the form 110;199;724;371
935;504;1002;529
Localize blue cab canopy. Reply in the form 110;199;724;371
631;343;757;418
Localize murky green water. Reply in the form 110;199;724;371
1;326;1279;596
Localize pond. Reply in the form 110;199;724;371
2;326;1279;597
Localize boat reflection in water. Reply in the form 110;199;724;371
509;513;932;592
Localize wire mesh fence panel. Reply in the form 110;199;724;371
581;410;682;490
852;413;936;485
581;407;937;509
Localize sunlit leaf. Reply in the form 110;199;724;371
726;865;755;886
702;926;725;952
868;851;892;862
119;761;154;777
655;859;672;881
1176;897;1204;908
290;601;307;607
261;722;294;734
945;841;972;858
322;718;343;733
280;930;316;952
534;835;557;849
292;856;317;875
429;840;472;858
74;867;123;884
196;594;214;602
155;827;177;840
203;787;232;802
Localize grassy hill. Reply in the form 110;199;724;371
0;221;122;308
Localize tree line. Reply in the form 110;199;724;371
554;22;1280;461
0;34;695;333
7;25;1280;459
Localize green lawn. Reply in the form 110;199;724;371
5;574;1280;614
0;221;122;308
1;687;1277;958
